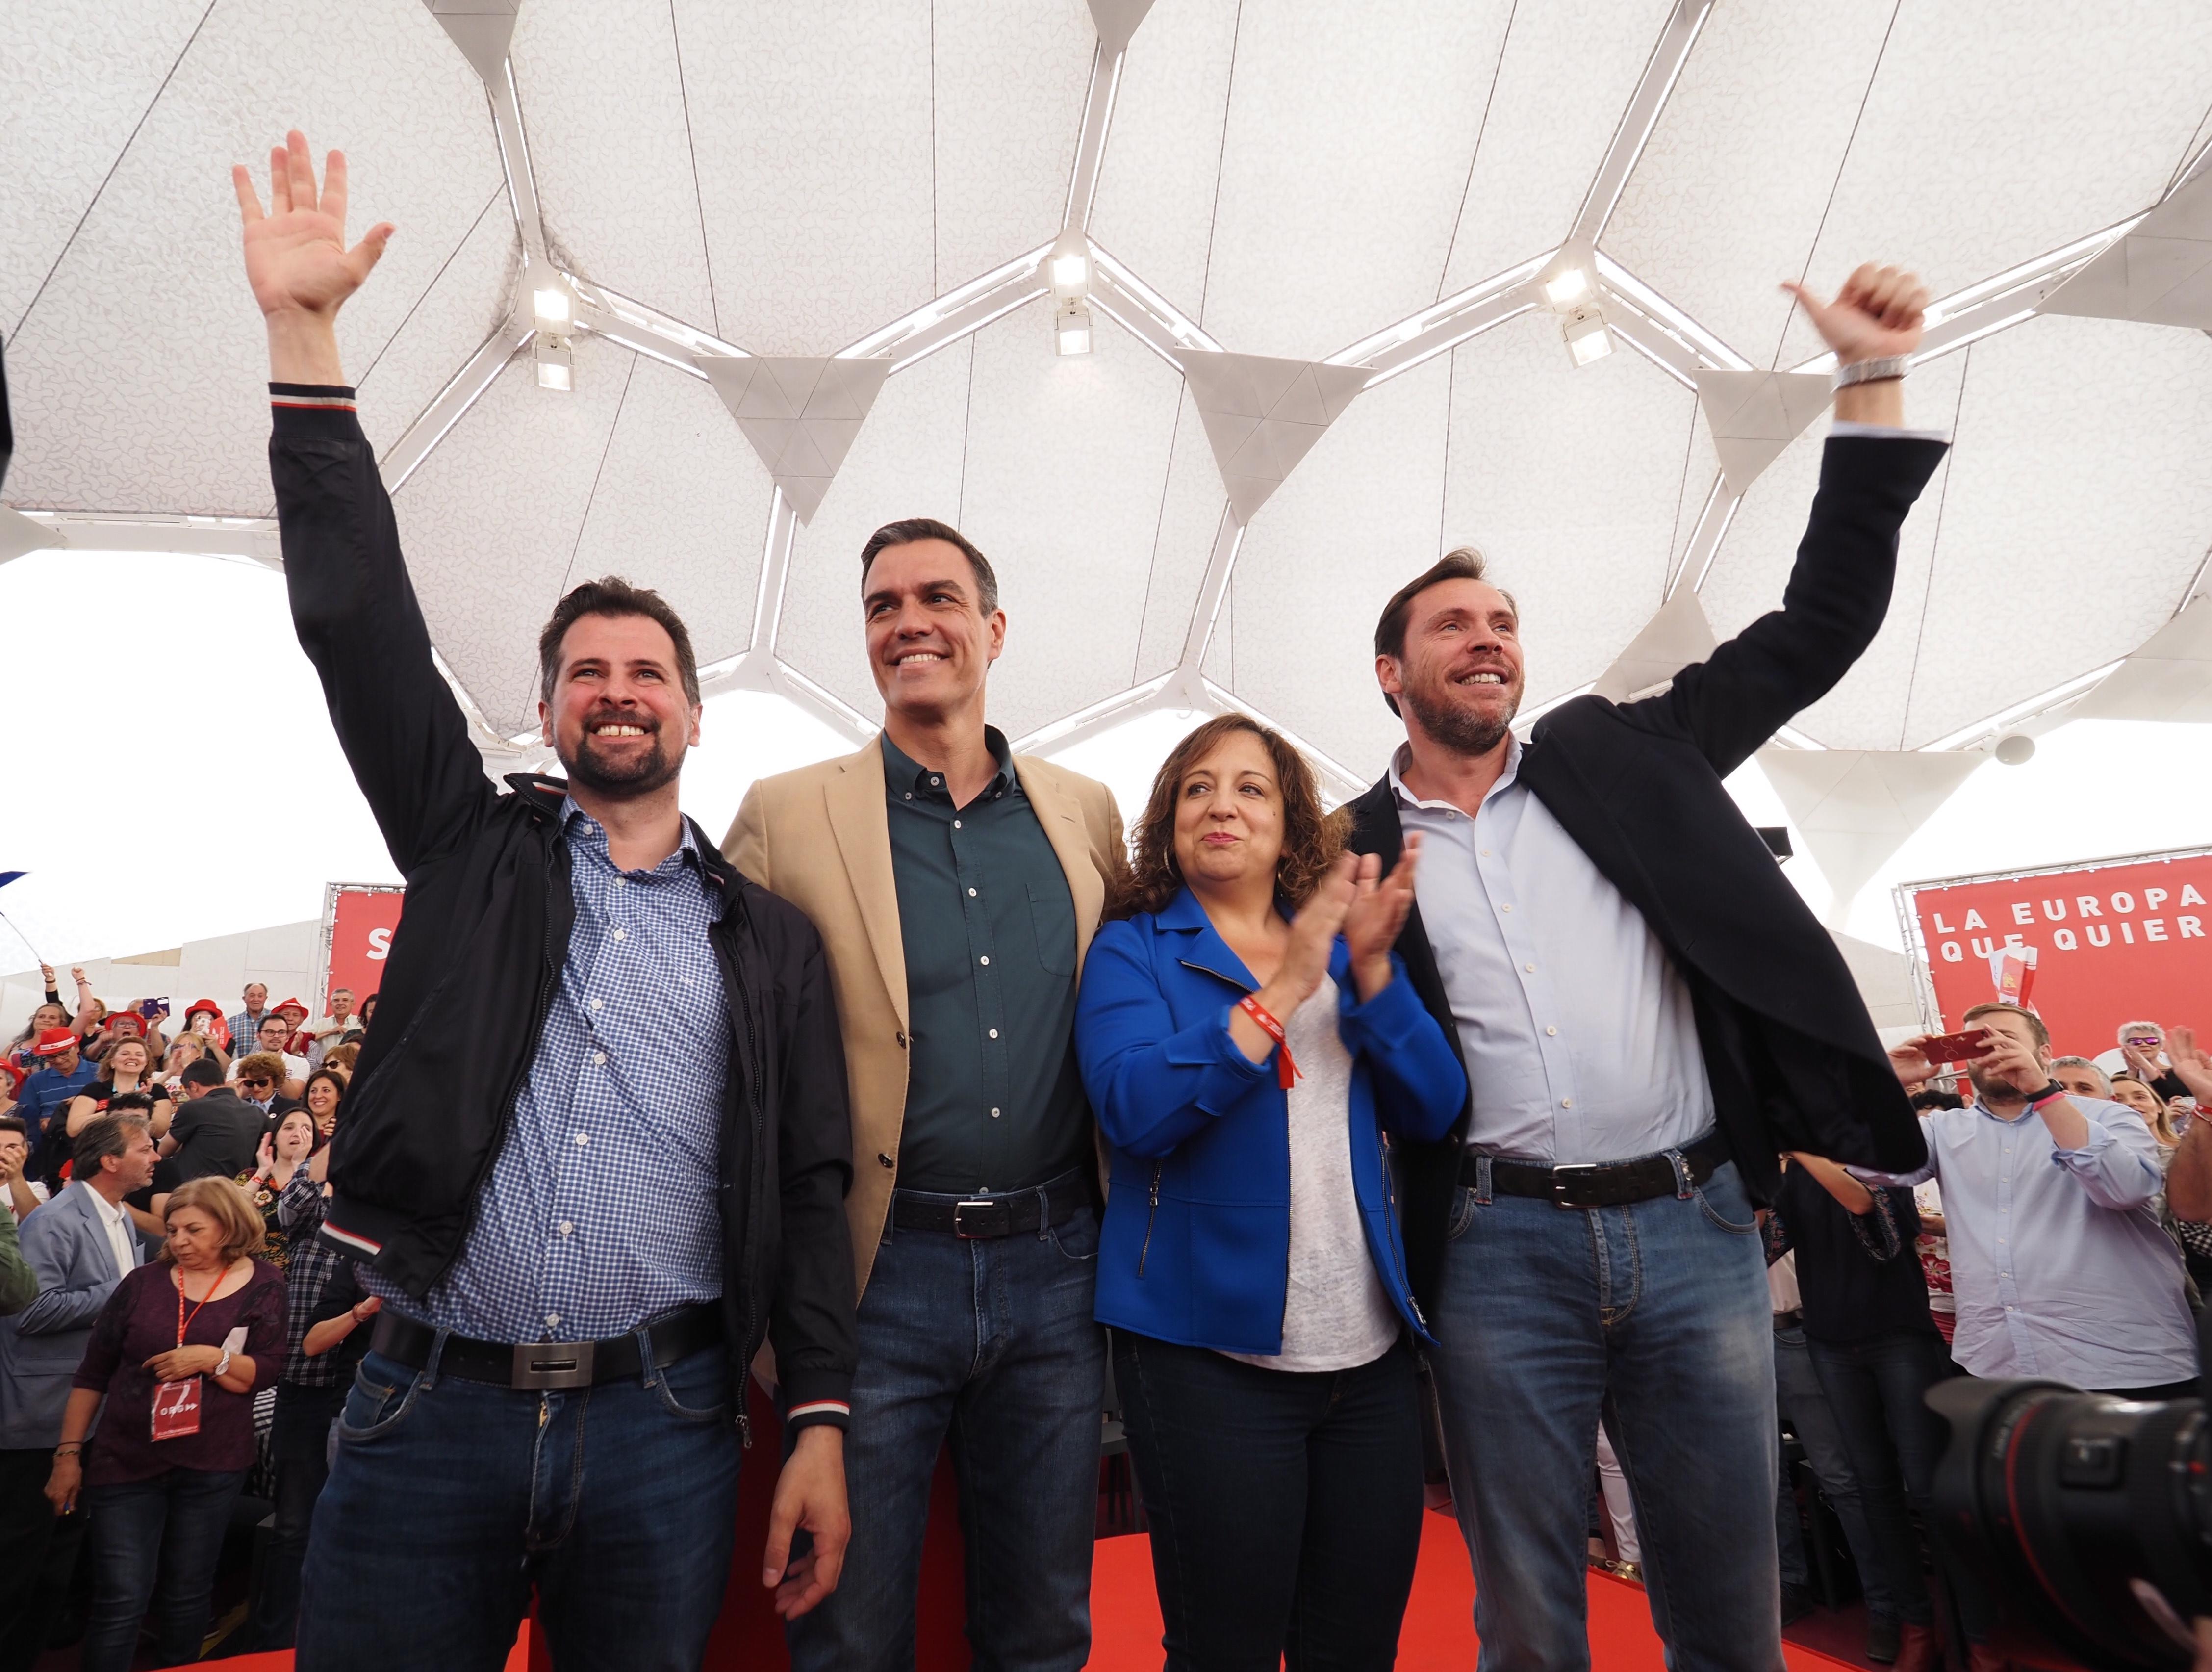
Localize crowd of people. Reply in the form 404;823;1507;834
0;134;2205;1672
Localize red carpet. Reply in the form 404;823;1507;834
1087;1513;1866;1672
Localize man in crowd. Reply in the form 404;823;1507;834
728;514;1124;1671
1874;1003;2196;1399
2051;1055;2113;1102
0;1115;158;1672
305;987;359;1069
238;132;856;1669
161;1059;266;1184
1347;264;1946;1670
232;1013;306;1098
232;1052;300;1122
227;982;271;1055
13;1029;93;1185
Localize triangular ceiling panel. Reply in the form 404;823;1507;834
423;0;519;86
697;355;891;524
1174;351;1369;524
1590;587;1718;703
1087;0;1158;55
1759;747;1983;912
2044;165;2212;329
1695;369;1833;494
2070;595;2212;722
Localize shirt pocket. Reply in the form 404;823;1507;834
1026;881;1078;978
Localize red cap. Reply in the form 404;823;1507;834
184;998;223;1020
274;996;310;1020
106;1012;145;1037
33;1027;77;1057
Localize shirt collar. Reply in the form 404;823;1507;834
83;1184;125;1229
1387;736;1523;814
881;727;1017;806
559;797;704;875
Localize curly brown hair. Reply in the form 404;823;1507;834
1112;715;1345;921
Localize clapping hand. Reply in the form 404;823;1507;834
2168;1026;2212;1105
1342;836;1421;1001
1783;264;1928;365
1274;853;1360;1009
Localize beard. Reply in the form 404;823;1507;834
1963;1060;2024;1103
560;714;683;799
1403;673;1521;759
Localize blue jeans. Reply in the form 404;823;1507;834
1115;1330;1424;1672
1773;1320;1894;1619
295;1332;740;1672
1807;1331;1991;1640
1430;1158;1782;1672
788;1200;1106;1672
81;1467;249;1672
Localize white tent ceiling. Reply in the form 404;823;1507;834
7;0;2212;805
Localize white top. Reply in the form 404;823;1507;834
84;1183;137;1282
1390;740;1715;1165
1223;973;1401;1374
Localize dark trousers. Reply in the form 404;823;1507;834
1115;1330;1425;1672
80;1466;251;1672
250;1380;346;1649
2093;1378;2202;1400
1806;1331;1992;1641
0;1447;88;1672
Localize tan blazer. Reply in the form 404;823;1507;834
724;736;1125;1296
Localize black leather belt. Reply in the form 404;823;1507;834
369;1302;721;1391
1461;1130;1731;1210
892;1169;1088;1239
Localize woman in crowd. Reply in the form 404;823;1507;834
240;1108;319;1269
301;1067;344;1143
321;1041;359;1078
44;1176;286;1672
2111;1072;2212;1298
1074;715;1463;1671
2112;1072;2181;1149
64;1034;173;1149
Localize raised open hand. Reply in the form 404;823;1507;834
2167;1026;2212;1104
233;131;392;323
1343;835;1421;999
1782;263;1928;365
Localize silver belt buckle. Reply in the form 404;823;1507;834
953;1199;1003;1238
1550;1163;1602;1209
511;1338;596;1389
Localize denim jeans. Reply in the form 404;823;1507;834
788;1201;1106;1672
1773;1320;1894;1619
80;1466;249;1672
1807;1331;1991;1640
1115;1330;1424;1672
250;1379;346;1649
1429;1159;1781;1672
295;1333;739;1672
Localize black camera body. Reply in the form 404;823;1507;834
1931;1375;2209;1670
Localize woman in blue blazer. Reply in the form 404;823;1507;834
1075;715;1465;1671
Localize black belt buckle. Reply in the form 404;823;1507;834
953;1198;1009;1239
511;1339;596;1389
1549;1163;1604;1210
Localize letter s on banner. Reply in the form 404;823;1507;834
321;886;406;1015
367;927;392;962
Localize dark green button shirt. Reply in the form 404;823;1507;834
883;728;1090;1194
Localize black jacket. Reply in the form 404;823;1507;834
267;387;857;1430
165;1089;266;1183
1349;435;1947;1320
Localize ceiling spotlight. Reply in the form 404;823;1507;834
1055;298;1092;357
1050;251;1091;295
1543;267;1591;308
534;335;573;392
1993;733;2036;766
532;284;573;330
1562;304;1612;368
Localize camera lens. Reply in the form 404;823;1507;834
1929;1377;2209;1671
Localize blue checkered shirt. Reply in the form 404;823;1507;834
226;1009;269;1056
360;803;730;1342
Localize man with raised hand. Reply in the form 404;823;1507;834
233;132;857;1671
1347;267;1949;1672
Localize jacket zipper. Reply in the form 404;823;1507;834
1138;1161;1162;1277
717;889;766;1451
1378;1131;1426;1331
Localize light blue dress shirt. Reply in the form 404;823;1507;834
1390;739;1715;1165
1859;1099;2195;1389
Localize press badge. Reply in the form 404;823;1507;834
151;1376;202;1441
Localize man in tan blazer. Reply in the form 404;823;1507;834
726;516;1122;1672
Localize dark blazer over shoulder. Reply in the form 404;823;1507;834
1349;434;1947;1318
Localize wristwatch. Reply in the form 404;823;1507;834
1832;354;1910;389
2026;1081;2069;1110
214;1349;232;1380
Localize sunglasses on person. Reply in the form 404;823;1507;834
240;1077;273;1089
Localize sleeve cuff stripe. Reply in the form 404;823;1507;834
271;394;358;411
785;1400;851;1420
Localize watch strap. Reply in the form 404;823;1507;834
1833;354;1911;390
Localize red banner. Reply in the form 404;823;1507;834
319;885;405;1019
1905;849;2212;1057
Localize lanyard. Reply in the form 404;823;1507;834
176;1270;218;1347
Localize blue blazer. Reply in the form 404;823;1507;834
1074;888;1466;1356
0;1183;149;1449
